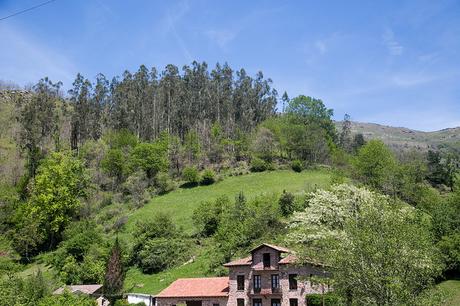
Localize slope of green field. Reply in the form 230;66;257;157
123;169;331;294
124;169;331;236
437;279;460;305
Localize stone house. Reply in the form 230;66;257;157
53;284;110;306
155;243;330;306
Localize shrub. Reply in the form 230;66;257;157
291;160;303;172
250;157;267;172
279;190;295;216
154;172;175;194
306;293;341;306
200;169;216;185
133;213;177;241
101;148;125;180
122;171;149;208
182;166;200;186
193;196;229;237
136;238;190;273
129;142;169;179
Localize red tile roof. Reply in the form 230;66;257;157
53;284;102;295
278;254;297;264
156;277;229;298
223;256;252;267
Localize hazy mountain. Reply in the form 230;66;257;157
336;121;460;152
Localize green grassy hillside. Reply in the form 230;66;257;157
125;169;330;236
123;169;331;294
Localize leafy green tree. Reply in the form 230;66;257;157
0;271;49;306
289;184;442;305
38;290;96;306
18;152;89;251
437;233;460;274
129;141;169;178
101;148;125;182
104;129;138;151
10;215;45;261
427;150;458;189
50;220;107;284
286;95;336;141
352;140;397;193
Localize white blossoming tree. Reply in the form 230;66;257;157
288;184;442;305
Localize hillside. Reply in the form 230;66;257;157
124;169;330;236
122;169;332;294
336;121;460;152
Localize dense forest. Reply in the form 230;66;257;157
1;62;460;305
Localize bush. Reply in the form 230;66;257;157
136;238;190;273
291;160;303;172
200;169;216;185
154;172;175;194
193;196;229;237
122;171;150;208
250;157;267;172
182;166;200;186
279;190;295;216
306;293;341;306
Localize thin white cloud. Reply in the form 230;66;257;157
314;40;327;54
0;25;76;86
390;74;439;88
162;0;193;62
382;28;404;56
205;29;237;49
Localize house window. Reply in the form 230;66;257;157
237;299;245;306
237;275;245;290
271;299;281;306
253;298;262;306
263;253;271;267
271;274;279;290
289;274;298;290
253;275;261;291
289;299;298;306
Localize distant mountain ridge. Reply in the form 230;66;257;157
335;121;460;152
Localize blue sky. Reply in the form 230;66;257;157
1;0;459;131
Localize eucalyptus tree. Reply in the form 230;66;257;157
93;73;110;139
69;73;93;151
17;77;62;177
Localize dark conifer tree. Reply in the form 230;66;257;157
104;237;124;304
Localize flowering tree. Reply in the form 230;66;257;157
288;184;442;305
